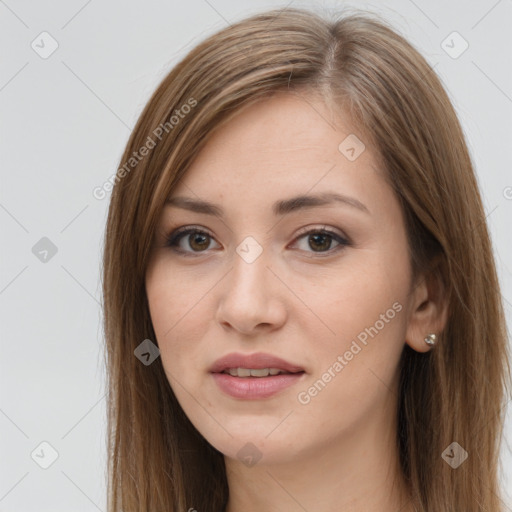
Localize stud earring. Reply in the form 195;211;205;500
424;333;436;346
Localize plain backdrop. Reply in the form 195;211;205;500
1;0;511;510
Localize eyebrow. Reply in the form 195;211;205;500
165;192;370;217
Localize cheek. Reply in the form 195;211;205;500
291;272;408;437
293;253;410;403
146;256;209;331
146;263;200;366
296;253;408;345
145;260;228;403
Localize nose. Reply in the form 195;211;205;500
215;244;287;335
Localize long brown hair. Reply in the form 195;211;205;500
102;7;511;511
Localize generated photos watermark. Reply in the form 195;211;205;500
297;301;403;405
93;97;197;200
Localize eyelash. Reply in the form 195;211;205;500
164;224;351;258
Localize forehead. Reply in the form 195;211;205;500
169;92;384;210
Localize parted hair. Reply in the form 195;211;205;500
102;7;511;511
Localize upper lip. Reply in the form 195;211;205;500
209;352;305;374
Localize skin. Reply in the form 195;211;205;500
145;91;447;512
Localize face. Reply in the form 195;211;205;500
145;91;417;465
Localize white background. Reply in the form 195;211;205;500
1;0;511;510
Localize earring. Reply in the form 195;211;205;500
424;333;436;346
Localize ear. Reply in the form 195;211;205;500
405;265;449;353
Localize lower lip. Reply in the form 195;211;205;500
211;372;305;399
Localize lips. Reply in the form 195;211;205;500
209;352;305;375
210;352;306;399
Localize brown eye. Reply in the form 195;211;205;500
165;225;350;258
188;232;211;251
307;232;333;252
165;227;219;254
292;227;350;256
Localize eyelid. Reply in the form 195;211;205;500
164;225;219;255
169;224;214;239
289;225;351;257
292;224;349;243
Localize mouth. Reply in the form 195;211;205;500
209;352;305;375
220;367;303;377
209;352;306;399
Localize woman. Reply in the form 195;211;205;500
102;7;511;511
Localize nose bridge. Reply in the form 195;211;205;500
229;234;271;298
216;234;285;332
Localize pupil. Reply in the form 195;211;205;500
190;233;209;251
309;233;331;251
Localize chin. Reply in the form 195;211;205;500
194;420;302;467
